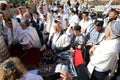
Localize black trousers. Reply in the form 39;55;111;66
91;70;110;80
75;64;89;80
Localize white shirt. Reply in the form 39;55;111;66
90;38;120;72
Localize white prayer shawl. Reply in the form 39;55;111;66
55;33;71;49
64;4;70;16
36;5;44;19
51;32;60;49
79;18;93;34
103;17;120;28
7;19;22;45
16;14;23;20
46;13;54;33
78;3;84;12
88;38;120;78
69;14;80;27
58;12;69;29
19;26;41;49
19;73;43;80
42;0;48;14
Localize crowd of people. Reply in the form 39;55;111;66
0;0;120;80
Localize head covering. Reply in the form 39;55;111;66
109;21;120;39
94;18;104;27
21;19;29;26
74;25;81;31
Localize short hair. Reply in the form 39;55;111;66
34;12;39;15
82;11;89;16
59;5;64;9
74;25;81;31
54;20;62;27
110;9;119;15
70;8;75;14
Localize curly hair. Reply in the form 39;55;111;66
0;57;26;80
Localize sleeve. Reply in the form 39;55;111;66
90;44;116;70
78;35;85;45
55;34;71;52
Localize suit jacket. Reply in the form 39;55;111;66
30;19;44;31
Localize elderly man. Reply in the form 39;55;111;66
13;19;43;67
19;19;41;50
87;21;120;80
41;20;71;53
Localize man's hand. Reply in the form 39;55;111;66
40;45;46;51
89;46;96;55
57;70;73;80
